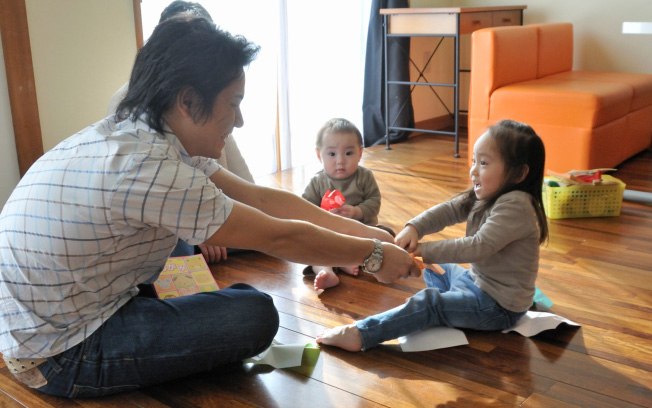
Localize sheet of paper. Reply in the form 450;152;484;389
502;310;580;337
245;340;320;369
398;326;469;352
397;311;579;352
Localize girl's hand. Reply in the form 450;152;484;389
395;225;419;252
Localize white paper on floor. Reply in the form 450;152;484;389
398;326;469;352
398;310;580;352
501;310;580;337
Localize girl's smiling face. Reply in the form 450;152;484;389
470;131;507;200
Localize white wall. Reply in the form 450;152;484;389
0;35;21;208
0;1;136;207
25;0;137;151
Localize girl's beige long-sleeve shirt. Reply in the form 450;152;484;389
409;190;541;312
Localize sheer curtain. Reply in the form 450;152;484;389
140;0;371;176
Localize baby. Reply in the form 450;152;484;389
302;118;387;290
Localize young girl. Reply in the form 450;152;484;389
316;119;549;351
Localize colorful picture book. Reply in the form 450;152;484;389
153;254;219;299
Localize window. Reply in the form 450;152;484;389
141;0;371;176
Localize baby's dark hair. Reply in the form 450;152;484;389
316;118;363;149
461;119;548;243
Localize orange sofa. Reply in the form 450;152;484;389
468;23;652;172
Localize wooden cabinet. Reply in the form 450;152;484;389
492;10;523;27
380;6;526;156
459;12;493;33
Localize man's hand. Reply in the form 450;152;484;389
371;242;421;284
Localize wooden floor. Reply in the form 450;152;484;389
1;135;651;407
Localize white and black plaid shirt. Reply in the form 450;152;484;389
0;115;233;358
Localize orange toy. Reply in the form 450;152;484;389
320;189;345;211
411;255;444;275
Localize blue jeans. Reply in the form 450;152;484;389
35;283;278;398
356;263;525;350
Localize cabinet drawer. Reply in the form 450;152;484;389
459;12;492;34
492;10;522;27
387;13;457;35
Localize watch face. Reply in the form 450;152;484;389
366;256;382;272
362;239;383;274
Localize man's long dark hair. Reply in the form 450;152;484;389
460;120;549;244
116;16;259;133
159;1;211;23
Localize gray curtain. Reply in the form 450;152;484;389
362;0;413;147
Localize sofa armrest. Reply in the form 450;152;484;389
534;23;574;77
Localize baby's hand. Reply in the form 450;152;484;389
330;204;361;220
198;244;228;264
395;225;419;252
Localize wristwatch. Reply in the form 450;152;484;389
361;239;383;274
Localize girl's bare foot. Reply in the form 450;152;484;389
314;268;340;290
316;324;363;352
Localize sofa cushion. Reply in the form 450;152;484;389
548;71;652;111
489;78;632;128
469;25;538;120
535;23;573;78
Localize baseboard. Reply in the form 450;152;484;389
412;113;468;137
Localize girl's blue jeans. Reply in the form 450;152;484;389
356;263;525;350
35;283;278;398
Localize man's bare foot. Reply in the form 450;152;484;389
314;268;340;290
316;324;363;352
338;265;359;276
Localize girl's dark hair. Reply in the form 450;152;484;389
116;16;259;133
460;119;549;243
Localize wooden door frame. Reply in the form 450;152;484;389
133;0;144;49
0;0;43;177
0;0;143;177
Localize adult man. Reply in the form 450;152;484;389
107;1;252;263
0;16;418;398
